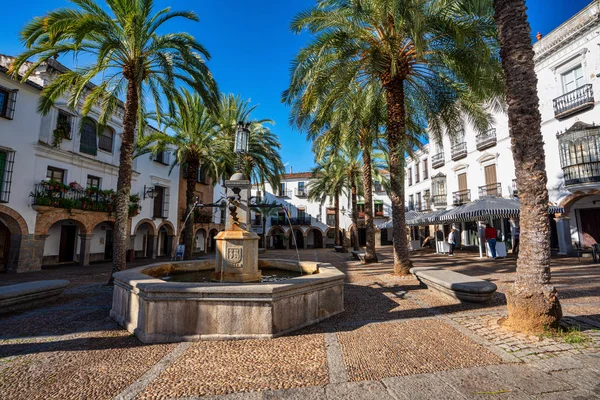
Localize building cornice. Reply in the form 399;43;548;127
533;1;600;64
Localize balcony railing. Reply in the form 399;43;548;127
452;189;470;206
553;84;594;119
405;203;415;212
478;183;502;198
451;142;468;161
295;188;308;197
432;194;447;206
31;183;140;216
432;152;445;169
512;179;518;197
562;162;600;186
476;129;497;151
276;189;292;198
271;215;312;226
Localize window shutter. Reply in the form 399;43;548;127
163;187;170;218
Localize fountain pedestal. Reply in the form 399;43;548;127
215;226;261;283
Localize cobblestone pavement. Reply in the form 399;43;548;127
1;248;599;399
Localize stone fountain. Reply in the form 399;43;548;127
110;171;344;343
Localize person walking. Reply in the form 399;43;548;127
448;228;456;256
485;224;498;259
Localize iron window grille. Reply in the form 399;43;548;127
98;128;114;153
0;86;18;120
0;150;15;203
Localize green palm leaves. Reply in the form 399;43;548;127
286;0;503;271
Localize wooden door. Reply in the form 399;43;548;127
484;164;497;185
458;173;467;191
579;209;600;246
59;225;77;262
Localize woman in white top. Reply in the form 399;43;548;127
448;228;456;256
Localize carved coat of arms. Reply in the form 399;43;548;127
225;245;243;268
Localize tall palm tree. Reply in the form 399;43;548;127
214;94;284;190
308;160;345;247
137;89;229;260
314;140;363;252
493;0;561;332
10;0;218;276
285;0;503;274
306;82;388;261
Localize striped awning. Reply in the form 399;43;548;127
439;198;564;223
377;198;565;228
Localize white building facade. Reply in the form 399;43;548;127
0;55;180;272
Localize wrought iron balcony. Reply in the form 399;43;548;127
512;179;518;197
452;189;471;206
405;203;415;212
432;152;445;169
432;194;447;206
558;122;600;187
553;84;594;120
276;189;292;198
476;128;497;151
478;183;502;198
451;142;468;161
294;188;308;197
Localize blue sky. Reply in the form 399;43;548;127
1;0;592;172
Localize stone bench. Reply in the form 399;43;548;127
410;267;496;303
0;280;69;313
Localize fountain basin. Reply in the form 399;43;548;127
110;259;344;343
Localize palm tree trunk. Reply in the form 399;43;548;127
334;194;341;247
494;0;561;332
110;77;138;282
361;147;378;263
184;162;199;260
384;75;412;274
350;180;360;251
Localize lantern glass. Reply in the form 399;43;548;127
234;124;249;154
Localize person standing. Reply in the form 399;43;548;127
485;224;498;259
448;228;456;256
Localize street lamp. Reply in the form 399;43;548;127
143;185;157;200
234;122;250;155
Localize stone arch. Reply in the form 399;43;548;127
0;206;30;272
0;205;28;235
34;208;90;235
43;218;87;265
559;189;600;215
133;218;157;236
267;225;287;237
157;220;175;235
324;227;343;247
306;227;324;249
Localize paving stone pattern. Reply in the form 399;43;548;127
0;248;599;399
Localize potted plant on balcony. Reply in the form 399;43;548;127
52;121;71;147
69;181;83;192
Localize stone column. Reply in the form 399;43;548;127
284;234;290;250
555;216;572;255
78;234;94;266
128;235;136;250
7;234;48;273
303;233;308;250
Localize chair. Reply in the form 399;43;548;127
574;242;594;262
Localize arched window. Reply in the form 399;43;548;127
79;118;97;156
99;126;114;153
